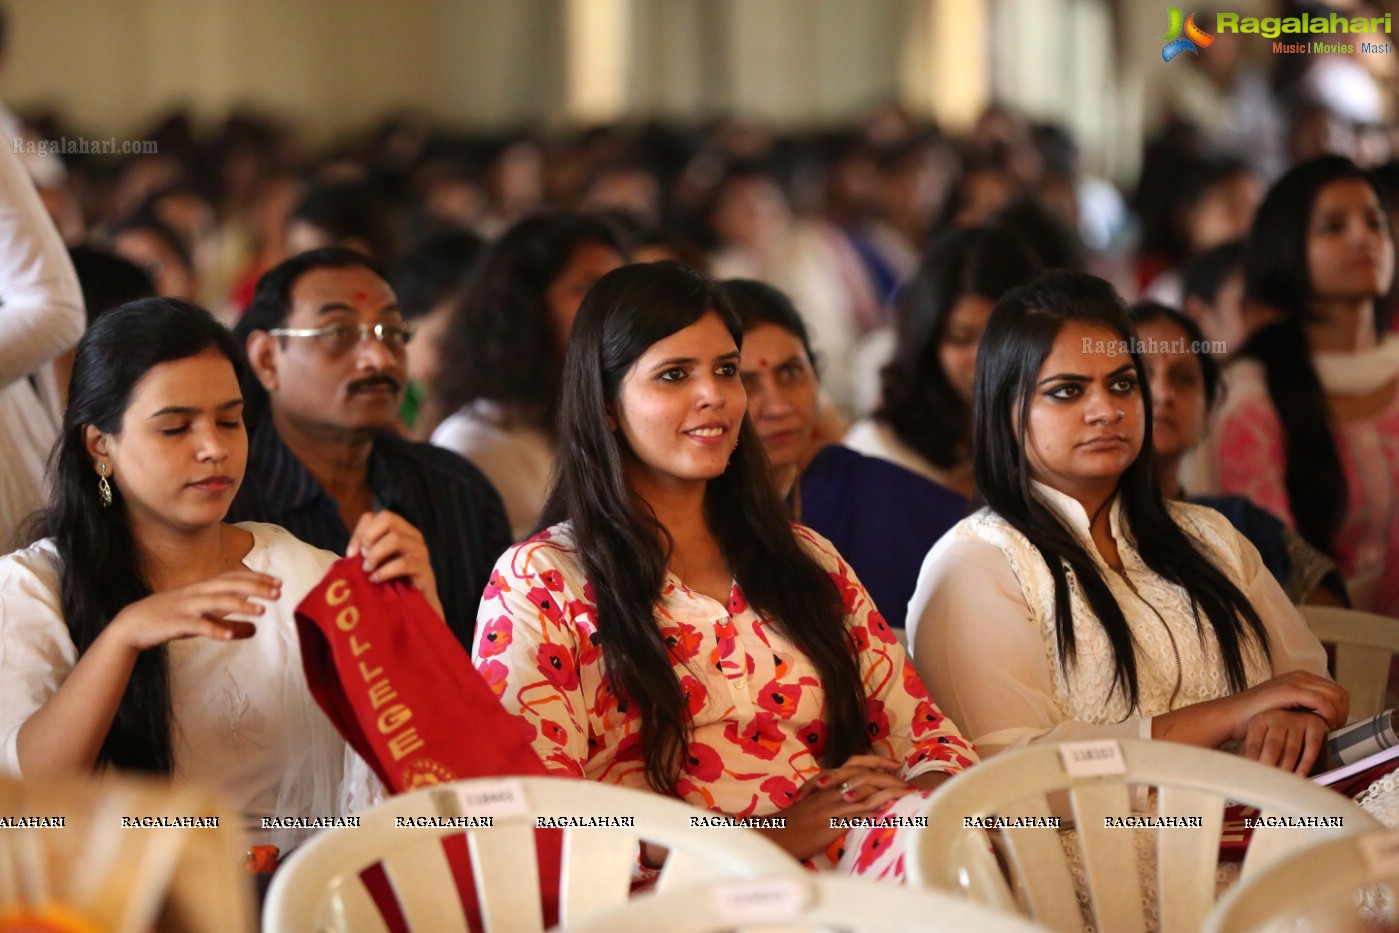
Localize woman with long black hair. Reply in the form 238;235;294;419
908;271;1342;774
1203;155;1399;615
473;262;975;879
0;298;439;851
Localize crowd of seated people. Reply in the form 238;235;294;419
2;81;1399;919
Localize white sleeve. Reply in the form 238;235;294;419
0;133;84;389
907;532;1150;759
0;547;77;776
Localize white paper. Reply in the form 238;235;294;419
709;879;812;923
452;779;531;819
1059;740;1128;777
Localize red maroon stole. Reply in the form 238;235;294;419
296;559;563;929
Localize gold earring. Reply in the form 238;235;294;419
97;463;113;509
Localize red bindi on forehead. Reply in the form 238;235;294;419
354;290;368;301
757;358;768;367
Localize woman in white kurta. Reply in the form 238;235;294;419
0;131;85;549
907;270;1342;773
0;298;440;850
0;521;354;848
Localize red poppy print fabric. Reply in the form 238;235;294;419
472;523;978;876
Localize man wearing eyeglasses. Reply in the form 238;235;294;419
230;247;511;650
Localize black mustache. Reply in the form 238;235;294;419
348;375;403;394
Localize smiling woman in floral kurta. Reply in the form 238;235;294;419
471;262;975;881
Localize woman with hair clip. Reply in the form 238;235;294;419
473;262;975;879
907;271;1342;774
431;210;625;538
845;226;1041;497
0;298;441;852
722;278;966;630
1202;155;1399;615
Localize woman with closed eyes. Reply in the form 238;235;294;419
0;298;440;853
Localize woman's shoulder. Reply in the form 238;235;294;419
494;523;581;567
842;418;898;457
432;402;550;452
0;538;61;597
234;522;338;577
842;418;941;481
918;510;1023;563
1165;497;1245;534
791;522;841;563
1161;499;1248;570
1216;358;1273;412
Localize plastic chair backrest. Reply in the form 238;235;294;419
562;875;1053;933
1302;605;1399;722
263;775;804;933
907;739;1378;933
1203;829;1399;933
0;775;252;933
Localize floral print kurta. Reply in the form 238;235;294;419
472;522;977;878
1205;359;1399;614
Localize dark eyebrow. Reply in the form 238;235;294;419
1037;363;1135;387
317;301;402;317
148;399;245;418
1037;373;1089;386
649;349;740;372
650;356;698;372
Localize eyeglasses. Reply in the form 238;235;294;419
266;321;416;355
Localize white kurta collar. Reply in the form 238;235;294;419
1029;479;1130;564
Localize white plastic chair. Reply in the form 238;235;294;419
907;738;1377;933
562;875;1052;933
0;775;252;933
263;775;803;933
1203;829;1399;933
1302;605;1399;722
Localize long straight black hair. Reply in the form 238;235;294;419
973;271;1270;710
537;262;870;793
35;298;248;773
1240;155;1392;559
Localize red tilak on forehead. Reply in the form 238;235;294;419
354;290;368;301
758;358;768;367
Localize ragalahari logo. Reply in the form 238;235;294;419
1161;7;1215;61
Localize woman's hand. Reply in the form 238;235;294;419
1154;670;1348;749
109;570;281;651
759;755;917;861
1241;709;1330;776
1221;671;1348;737
347;510;444;620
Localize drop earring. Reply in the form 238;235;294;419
97;463;113;509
